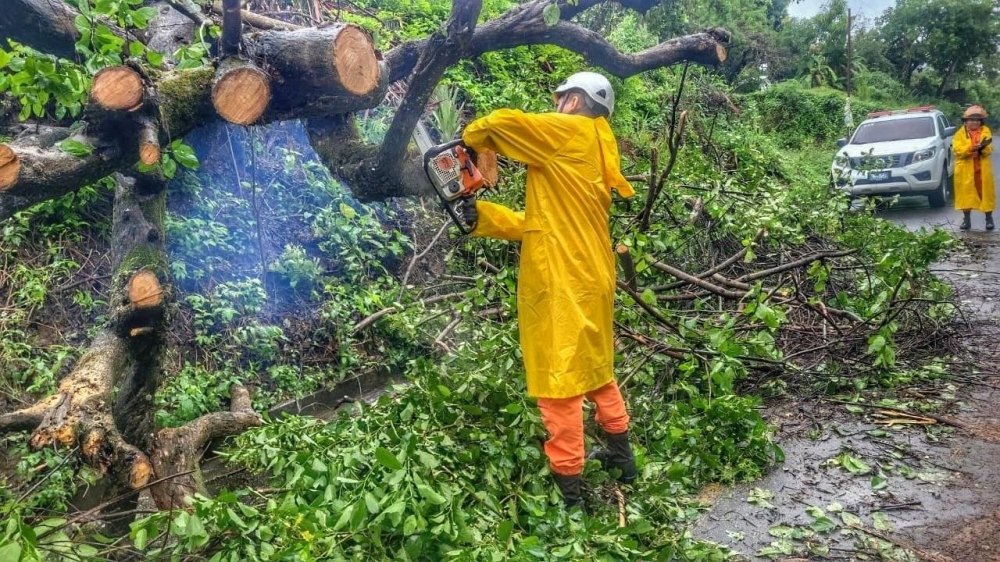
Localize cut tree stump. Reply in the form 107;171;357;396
91;66;145;111
211;58;272;125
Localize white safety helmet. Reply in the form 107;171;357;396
554;72;615;118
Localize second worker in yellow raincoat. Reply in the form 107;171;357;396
461;72;637;508
953;105;995;231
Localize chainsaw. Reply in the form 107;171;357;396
412;121;486;234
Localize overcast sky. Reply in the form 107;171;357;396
787;0;896;20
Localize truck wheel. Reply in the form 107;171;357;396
927;167;947;208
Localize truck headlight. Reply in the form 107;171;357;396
912;148;935;163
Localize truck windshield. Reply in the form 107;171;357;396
851;117;935;144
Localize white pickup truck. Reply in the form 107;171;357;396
831;106;957;207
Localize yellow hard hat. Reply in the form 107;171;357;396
963;105;988;120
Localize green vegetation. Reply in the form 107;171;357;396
0;0;993;560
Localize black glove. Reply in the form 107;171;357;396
459;196;478;232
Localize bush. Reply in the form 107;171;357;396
745;81;883;147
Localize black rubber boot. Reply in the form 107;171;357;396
987;212;995;231
587;431;638;484
960;211;972;230
553;473;585;509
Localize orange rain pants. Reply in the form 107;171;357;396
536;381;630;476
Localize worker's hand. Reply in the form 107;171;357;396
460;196;478;232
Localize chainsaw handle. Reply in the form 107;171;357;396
423;139;466;164
444;199;476;235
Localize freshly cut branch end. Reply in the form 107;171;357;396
138;121;160;165
91;66;145;111
128;271;163;309
333;25;381;95
0;144;19;190
212;59;272;125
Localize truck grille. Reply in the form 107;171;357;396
848;153;911;169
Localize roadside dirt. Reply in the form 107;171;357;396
693;225;1000;561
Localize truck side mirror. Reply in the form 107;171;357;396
944;126;957;137
836;138;848;148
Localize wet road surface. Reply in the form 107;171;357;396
692;151;1000;561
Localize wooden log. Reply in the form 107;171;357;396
211;58;272;125
253;24;382;118
91;66;145;111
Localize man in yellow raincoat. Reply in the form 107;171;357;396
460;72;637;508
953;105;995;230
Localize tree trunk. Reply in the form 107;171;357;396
250;24;384;119
0;173;168;495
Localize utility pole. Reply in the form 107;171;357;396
846;8;853;97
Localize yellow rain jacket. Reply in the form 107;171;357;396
462;110;634;399
953;125;995;212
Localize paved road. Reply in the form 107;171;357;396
875;149;1000;234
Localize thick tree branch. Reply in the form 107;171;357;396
377;0;483;170
0;67;214;220
1;0;82;60
149;385;262;510
385;0;729;83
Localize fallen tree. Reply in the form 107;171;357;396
0;0;730;525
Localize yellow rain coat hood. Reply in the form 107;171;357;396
462;109;633;399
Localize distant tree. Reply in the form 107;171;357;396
880;0;999;95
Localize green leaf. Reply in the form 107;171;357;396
146;49;164;67
375;446;403;471
497;519;514;542
57;139;94;157
872;511;893;532
162;156;178;178
364;492;380;514
129;41;145;57
417;483;447;505
810;516;837;534
172;143;199;169
841;512;863;527
640;288;657;304
0;544;22;561
541;2;560;26
332;504;354;532
133;527;149;550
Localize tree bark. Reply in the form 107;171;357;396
1;0;82;61
0;173;168;494
0;67;214;221
149;385;262;510
385;0;729;83
249;24;384;119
